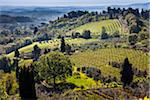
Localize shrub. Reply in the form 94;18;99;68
82;30;91;39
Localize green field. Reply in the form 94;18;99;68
70;48;149;79
68;19;123;35
67;72;101;89
7;38;98;58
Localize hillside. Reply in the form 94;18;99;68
0;6;149;100
70;48;149;78
68;19;123;35
6;38;98;57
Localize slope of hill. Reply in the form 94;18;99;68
68;19;123;35
6;38;98;57
70;48;148;78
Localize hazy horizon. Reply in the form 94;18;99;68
0;0;149;7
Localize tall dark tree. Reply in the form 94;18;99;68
60;37;66;53
13;58;19;79
18;65;37;100
121;58;134;88
34;27;38;34
107;7;111;13
14;49;20;58
32;45;41;61
101;26;109;39
64;14;67;18
141;9;144;18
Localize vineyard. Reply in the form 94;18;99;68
40;87;144;100
68;19;123;35
70;48;149;79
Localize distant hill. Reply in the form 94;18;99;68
0;2;149;23
0;6;104;22
0;15;33;23
111;2;150;10
128;2;150;9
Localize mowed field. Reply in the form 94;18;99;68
68;19;123;35
6;38;98;58
70;48;149;79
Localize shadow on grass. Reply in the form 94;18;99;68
36;82;78;96
55;82;78;92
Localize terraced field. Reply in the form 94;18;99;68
70;48;149;78
68;19;123;35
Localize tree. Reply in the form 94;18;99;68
71;32;81;39
18;66;37;100
0;72;18;99
43;33;49;41
108;10;113;19
14;49;20;58
60;37;66;52
121;58;133;88
128;34;138;45
0;57;11;73
33;27;38;34
13;58;19;79
101;26;109;39
65;44;72;55
0;82;8;100
35;52;72;87
64;14;67;18
129;25;141;33
82;30;91;39
32;45;41;61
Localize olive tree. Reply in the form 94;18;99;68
34;52;72;87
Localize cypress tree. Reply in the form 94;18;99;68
13;58;19;79
121;58;134;88
60;37;66;52
32;45;41;61
34;27;38;34
18;65;37;100
14;49;20;58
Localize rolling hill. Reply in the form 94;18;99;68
68;19;124;35
70;48;149;78
6;38;98;58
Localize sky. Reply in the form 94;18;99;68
0;0;148;6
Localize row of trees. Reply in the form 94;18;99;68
72;30;91;39
63;11;89;19
107;7;149;19
62;7;149;21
